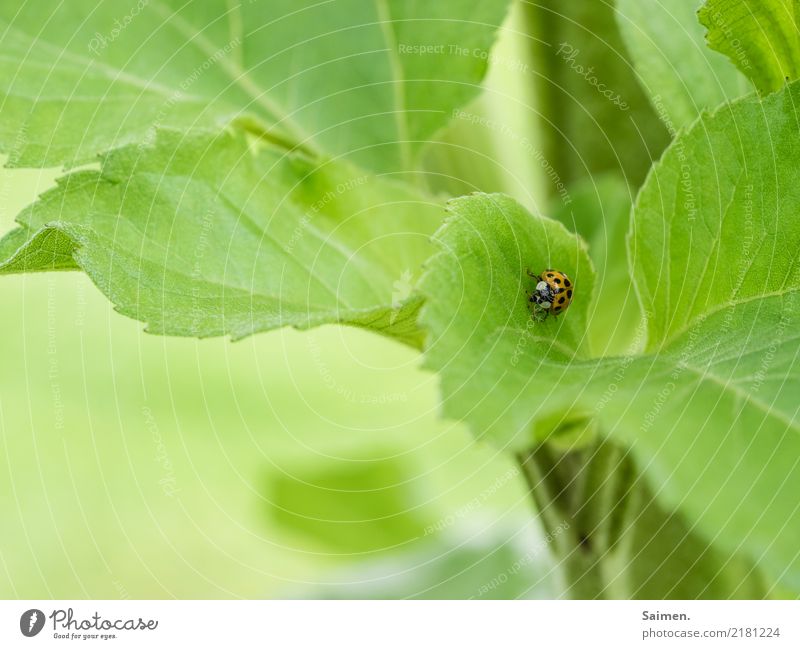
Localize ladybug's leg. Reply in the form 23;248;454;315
525;268;538;279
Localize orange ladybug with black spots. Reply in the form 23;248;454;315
526;268;574;319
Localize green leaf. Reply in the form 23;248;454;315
699;0;800;94
421;84;800;589
419;192;597;446
624;80;800;590
630;85;800;351
623;484;767;599
0;0;510;171
617;0;749;129
0;130;441;346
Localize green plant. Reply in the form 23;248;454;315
1;0;799;598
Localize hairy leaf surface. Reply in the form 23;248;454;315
617;0;749;129
0;130;441;346
0;0;510;170
420;83;800;589
699;0;800;94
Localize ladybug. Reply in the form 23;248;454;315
526;268;574;319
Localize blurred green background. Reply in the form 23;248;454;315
0;163;556;599
0;0;674;599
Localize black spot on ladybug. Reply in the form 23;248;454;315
564;279;571;287
567;290;572;298
554;306;561;312
558;296;565;304
554;277;561;284
546;273;554;278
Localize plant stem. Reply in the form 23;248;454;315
516;438;637;599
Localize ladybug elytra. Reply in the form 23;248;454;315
526;268;573;320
